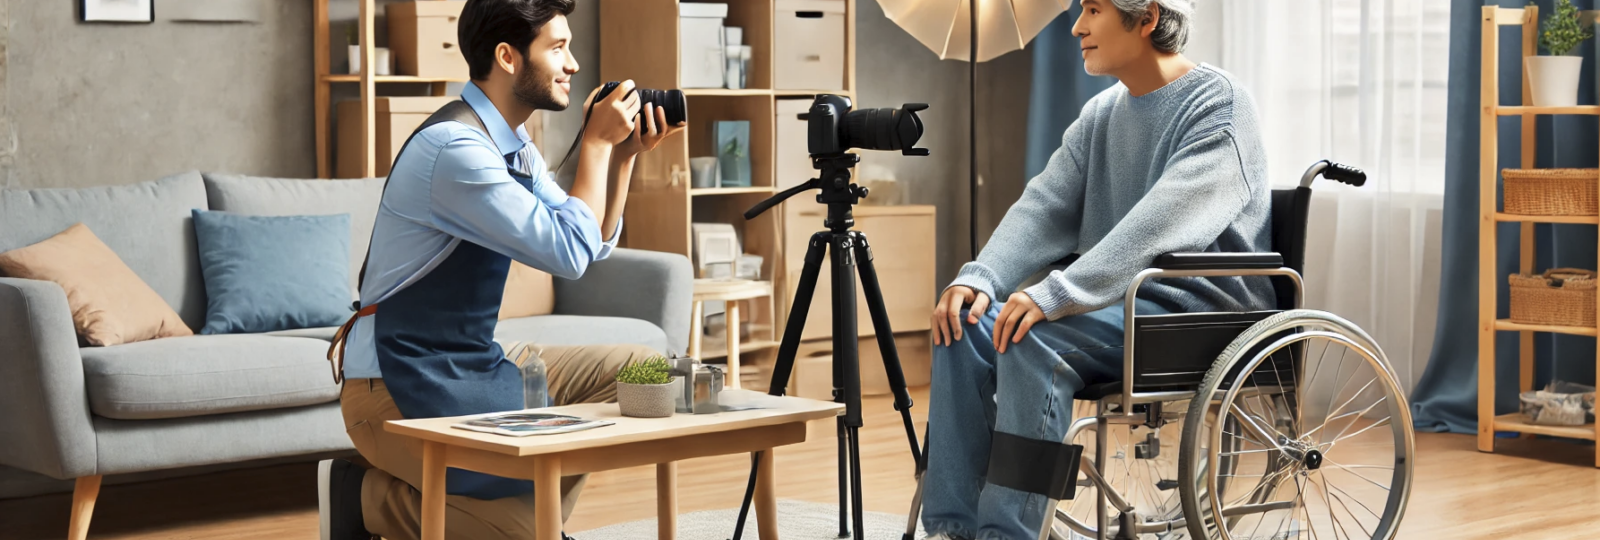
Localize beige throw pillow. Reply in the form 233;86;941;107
499;261;555;319
0;223;194;346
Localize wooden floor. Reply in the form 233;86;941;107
3;387;1599;539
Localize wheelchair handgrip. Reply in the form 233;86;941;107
1323;162;1367;187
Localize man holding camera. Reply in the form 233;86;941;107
317;1;685;539
922;1;1275;539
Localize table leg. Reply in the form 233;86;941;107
421;441;447;540
755;449;778;540
657;462;678;540
535;456;563;540
689;301;704;360
727;301;741;389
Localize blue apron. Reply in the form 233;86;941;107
332;100;539;500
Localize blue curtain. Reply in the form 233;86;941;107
1411;0;1599;434
1025;5;1116;179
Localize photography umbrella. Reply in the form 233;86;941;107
878;0;1071;259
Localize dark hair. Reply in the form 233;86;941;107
458;0;576;81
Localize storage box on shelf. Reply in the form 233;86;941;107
1478;5;1600;467
774;0;847;90
313;0;471;179
387;1;470;80
336;96;457;178
602;0;857;385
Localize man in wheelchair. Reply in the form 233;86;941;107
922;1;1277;538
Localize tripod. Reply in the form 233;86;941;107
729;153;924;540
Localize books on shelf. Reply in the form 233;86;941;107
451;412;614;437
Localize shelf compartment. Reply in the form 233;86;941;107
1494;319;1598;337
1494;213;1600;224
1494;413;1596;440
321;74;467;83
690;186;776;196
1496;105;1600;116
684;89;773;97
687;95;775;190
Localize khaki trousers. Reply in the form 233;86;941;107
339;342;658;540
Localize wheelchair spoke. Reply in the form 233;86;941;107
1321;458;1390;492
1305;376;1377;445
1318;345;1351;447
1326;397;1389;452
1327;415;1392;450
1326;480;1383;525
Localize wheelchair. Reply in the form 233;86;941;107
905;161;1415;540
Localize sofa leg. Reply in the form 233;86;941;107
69;475;102;540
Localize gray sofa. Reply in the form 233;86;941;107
0;171;692;534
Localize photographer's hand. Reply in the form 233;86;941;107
616;103;686;157
932;286;989;346
583;80;641;146
993;292;1045;354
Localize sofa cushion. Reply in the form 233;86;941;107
201;174;383;298
82;335;341;420
267;326;340;341
493;315;669;352
0;172;210;329
192;210;355;334
0;223;193;346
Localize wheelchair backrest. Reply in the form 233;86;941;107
1269;187;1312;309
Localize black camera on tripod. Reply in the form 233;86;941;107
801;94;929;157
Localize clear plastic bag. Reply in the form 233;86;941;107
1518;380;1596;426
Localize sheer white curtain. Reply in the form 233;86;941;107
1190;1;1452;393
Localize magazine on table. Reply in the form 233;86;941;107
451;412;614;437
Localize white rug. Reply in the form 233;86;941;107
571;499;923;540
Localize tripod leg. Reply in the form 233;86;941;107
903;428;929;540
733;233;830;540
848;426;866;540
768;232;830;396
829;233;866;538
850;232;923;464
837;418;850;539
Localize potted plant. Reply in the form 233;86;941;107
1529;0;1594;107
615;356;677;418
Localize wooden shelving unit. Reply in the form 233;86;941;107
1477;5;1600;467
600;0;857;371
312;0;467;179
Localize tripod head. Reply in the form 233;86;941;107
744;154;876;233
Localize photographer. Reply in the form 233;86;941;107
317;1;685;539
922;1;1274;539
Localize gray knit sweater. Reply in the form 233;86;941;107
953;64;1276;320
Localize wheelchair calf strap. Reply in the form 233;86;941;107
986;432;1084;500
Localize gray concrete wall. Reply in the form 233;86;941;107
5;0;312;189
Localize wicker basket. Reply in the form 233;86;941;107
1503;168;1599;216
1509;268;1597;328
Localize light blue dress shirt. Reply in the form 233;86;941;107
341;82;619;380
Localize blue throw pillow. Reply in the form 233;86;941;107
192;209;354;334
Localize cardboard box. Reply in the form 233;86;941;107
336;96;458;178
388;1;469;79
774;0;846;90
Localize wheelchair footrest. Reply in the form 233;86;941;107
984;432;1084;500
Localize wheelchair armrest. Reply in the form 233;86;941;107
1151;252;1284;270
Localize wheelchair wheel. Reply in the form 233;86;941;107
1051;400;1189;539
1177;310;1414;540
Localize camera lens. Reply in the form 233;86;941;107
842;107;923;152
594;82;687;126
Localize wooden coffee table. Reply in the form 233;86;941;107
385;390;844;540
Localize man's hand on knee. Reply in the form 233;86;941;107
932;285;989;346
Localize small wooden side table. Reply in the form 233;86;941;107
689;279;773;388
385;390;842;540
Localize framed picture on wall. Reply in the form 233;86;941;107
80;0;155;23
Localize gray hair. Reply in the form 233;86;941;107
1108;0;1193;54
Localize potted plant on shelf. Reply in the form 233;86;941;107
615;356;677;418
1529;0;1594;107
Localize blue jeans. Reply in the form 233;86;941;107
921;299;1166;540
